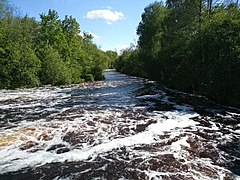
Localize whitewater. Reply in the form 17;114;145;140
0;70;239;179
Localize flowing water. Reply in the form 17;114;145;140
0;69;239;180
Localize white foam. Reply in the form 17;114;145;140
235;130;240;134
0;112;237;179
171;136;190;159
0;110;199;174
1;71;239;179
148;111;198;134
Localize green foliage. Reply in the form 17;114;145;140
80;34;110;80
105;50;118;68
0;16;41;89
137;2;167;79
0;3;113;89
39;46;71;85
137;2;166;58
11;45;41;88
0;44;41;89
115;47;144;77
197;4;240;105
116;1;240;107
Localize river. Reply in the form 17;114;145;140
0;69;239;180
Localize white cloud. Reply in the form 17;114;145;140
79;32;84;37
105;6;113;10
106;21;113;25
86;9;124;24
86;32;100;39
79;32;100;40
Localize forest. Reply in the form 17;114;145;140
115;0;240;107
1;0;240;108
0;0;117;89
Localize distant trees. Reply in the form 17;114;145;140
115;1;240;107
0;1;117;89
105;50;118;68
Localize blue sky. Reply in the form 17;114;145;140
11;0;158;52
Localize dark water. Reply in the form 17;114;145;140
0;69;239;180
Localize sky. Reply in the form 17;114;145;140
10;0;158;52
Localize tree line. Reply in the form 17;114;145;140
0;0;117;89
115;0;240;107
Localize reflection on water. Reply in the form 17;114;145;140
0;69;239;180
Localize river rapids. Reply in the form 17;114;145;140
0;69;239;180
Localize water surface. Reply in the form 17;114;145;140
0;69;239;179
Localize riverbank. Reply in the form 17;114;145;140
114;2;240;109
116;67;240;109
